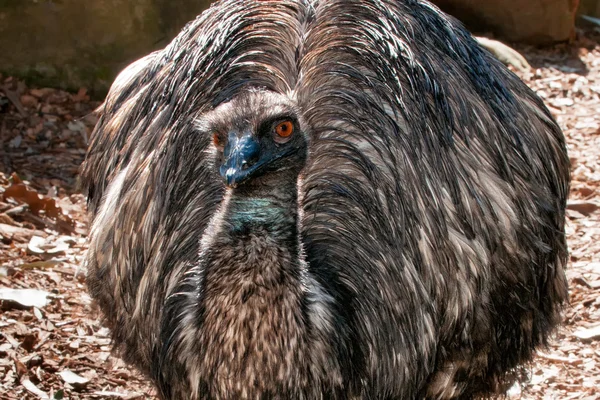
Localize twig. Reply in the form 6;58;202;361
0;119;12;172
0;85;26;116
0;222;47;242
537;352;582;365
5;204;28;216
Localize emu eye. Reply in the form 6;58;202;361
213;133;223;148
274;121;294;139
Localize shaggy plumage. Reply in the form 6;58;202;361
81;0;570;399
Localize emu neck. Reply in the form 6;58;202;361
206;175;304;291
226;179;300;243
197;175;311;398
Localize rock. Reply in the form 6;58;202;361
474;36;531;71
579;0;600;18
0;0;212;97
431;0;579;44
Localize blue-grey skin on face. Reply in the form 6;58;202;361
218;125;301;187
220;132;261;187
210;92;308;189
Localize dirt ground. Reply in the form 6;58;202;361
1;27;599;400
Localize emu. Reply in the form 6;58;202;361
81;0;570;399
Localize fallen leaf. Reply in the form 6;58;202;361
566;200;600;215
20;94;39;108
529;364;560;385
92;391;144;399
2;178;73;224
1;85;26;115
33;307;44;320
27;236;70;257
0;343;12;353
72;87;89;102
0;288;50;308
551;97;574;107
29;88;54;99
573;325;600;341
9;135;23;148
19;260;62;270
58;369;90;389
537;352;582;365
21;378;50;399
28;235;47;254
21;333;38;352
506;381;521;399
14;357;28;377
572;276;593;289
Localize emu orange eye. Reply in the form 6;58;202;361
213;133;222;147
275;121;294;138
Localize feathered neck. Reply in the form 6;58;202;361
190;174;313;398
227;190;298;245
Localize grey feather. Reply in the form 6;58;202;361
81;1;570;399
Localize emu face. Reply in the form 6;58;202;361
199;91;308;188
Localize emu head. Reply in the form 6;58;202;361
198;90;308;190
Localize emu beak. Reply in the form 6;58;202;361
220;133;261;187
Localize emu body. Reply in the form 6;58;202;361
82;0;570;399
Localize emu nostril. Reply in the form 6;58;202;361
243;153;259;169
219;133;261;186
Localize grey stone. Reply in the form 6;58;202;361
431;0;578;45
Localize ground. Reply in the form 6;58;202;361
0;28;599;400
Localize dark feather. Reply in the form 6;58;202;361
81;1;569;399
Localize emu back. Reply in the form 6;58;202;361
81;0;570;399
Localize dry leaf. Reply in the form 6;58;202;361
28;236;47;254
566;200;600;215
92;391;143;399
3;181;72;222
574;325;600;341
21;378;50;399
14;356;28;377
0;288;50;308
58;369;90;389
19;260;62;270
